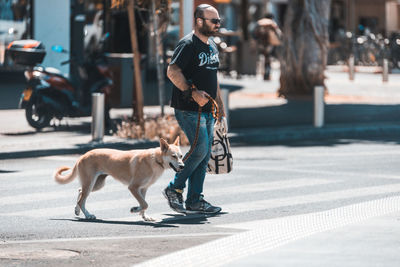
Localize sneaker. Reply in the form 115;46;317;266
163;187;186;214
186;197;222;214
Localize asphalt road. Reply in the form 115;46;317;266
1;140;400;266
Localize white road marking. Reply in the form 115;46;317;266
220;183;400;213
0;183;125;206
136;196;400;267
3;232;236;245
239;165;400;180
0;169;53;178
0;178;334;216
2;181;399;219
37;155;79;161
0;178;333;207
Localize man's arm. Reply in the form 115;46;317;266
167;64;210;107
167;64;190;92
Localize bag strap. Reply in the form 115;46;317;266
183;86;218;162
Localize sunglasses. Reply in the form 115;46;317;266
201;17;221;25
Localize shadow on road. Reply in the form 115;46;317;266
159;212;226;225
50;212;227;227
50;218;178;228
0;169;18;173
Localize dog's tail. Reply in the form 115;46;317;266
54;164;78;184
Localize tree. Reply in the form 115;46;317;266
278;0;331;99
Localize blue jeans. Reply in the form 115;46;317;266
168;109;215;206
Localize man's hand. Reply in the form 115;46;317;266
192;90;210;107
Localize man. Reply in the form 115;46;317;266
163;4;225;214
254;13;282;80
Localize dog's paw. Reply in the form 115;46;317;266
130;206;142;213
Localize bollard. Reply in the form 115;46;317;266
221;88;230;127
91;93;105;142
383;58;389;83
314;86;324;128
258;54;265;79
348;54;355;81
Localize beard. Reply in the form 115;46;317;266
199;23;219;37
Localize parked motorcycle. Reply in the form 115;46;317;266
6;34;113;130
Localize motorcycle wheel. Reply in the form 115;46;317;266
25;101;52;130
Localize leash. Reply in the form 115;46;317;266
182;88;219;162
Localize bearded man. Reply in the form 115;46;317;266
163;4;226;214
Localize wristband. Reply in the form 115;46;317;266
182;83;196;100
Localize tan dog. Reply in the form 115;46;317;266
54;137;184;221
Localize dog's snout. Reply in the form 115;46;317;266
179;164;184;170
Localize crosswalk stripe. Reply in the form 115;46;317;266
239;165;400;180
0;178;334;207
221;183;400;213
3;232;236;245
0;183;124;206
0;178;335;217
37;155;79;161
124;183;400;223
2;181;399;219
0;169;53;178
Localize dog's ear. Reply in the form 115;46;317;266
160;138;169;152
173;136;180;146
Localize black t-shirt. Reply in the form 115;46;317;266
169;33;219;112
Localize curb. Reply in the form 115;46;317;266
2;122;400;160
229;122;400;145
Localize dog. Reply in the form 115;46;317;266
54;137;184;221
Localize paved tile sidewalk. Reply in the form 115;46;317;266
1;69;400;159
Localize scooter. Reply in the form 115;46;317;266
7;33;113;130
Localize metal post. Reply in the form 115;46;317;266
314;86;324;128
221;89;230;127
128;0;144;129
92;93;105;142
383;58;389;83
349;54;355;81
152;0;165;116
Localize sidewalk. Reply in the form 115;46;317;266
223;69;400;128
1;69;400;159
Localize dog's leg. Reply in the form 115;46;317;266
129;185;154;221
77;187;96;220
130;187;148;212
138;188;155;222
140;187;148;200
76;172;97;220
75;188;82;216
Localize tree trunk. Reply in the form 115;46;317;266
278;0;331;99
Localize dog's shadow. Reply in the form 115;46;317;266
50;218;177;228
51;212;227;227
